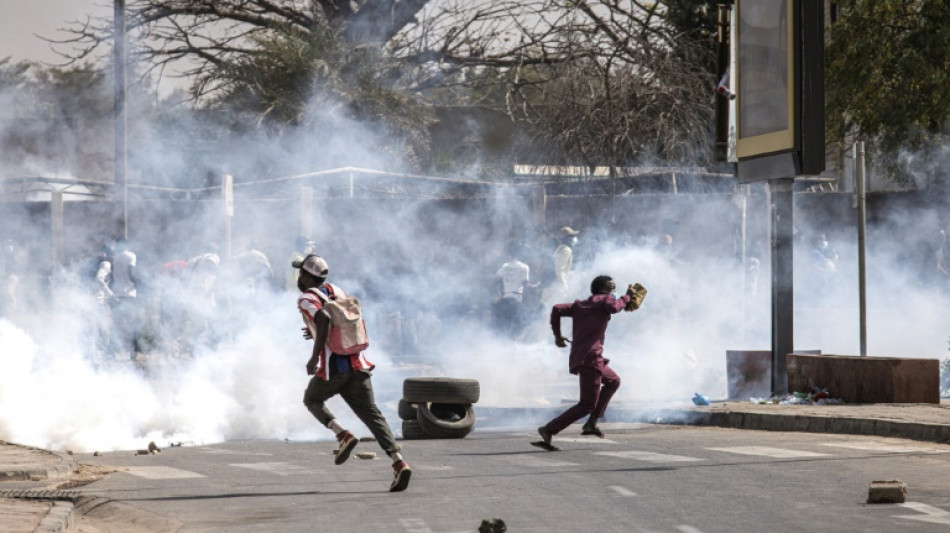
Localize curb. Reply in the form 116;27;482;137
33;500;74;533
475;405;950;445
697;411;950;444
0;451;79;482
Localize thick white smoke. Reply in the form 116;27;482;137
2;32;949;454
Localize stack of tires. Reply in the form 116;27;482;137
399;377;480;440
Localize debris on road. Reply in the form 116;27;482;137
750;387;843;405
478;518;507;533
867;480;907;504
356;452;376;460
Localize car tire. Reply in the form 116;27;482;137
397;399;418;421
403;377;480;404
401;419;437;440
415;402;476;439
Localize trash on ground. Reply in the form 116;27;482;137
750;387;843;405
692;393;710;406
356;452;376;460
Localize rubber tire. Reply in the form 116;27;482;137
402;377;480;404
415;402;475;439
397;399;418;421
401;419;437;440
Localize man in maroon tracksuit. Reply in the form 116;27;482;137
539;275;638;444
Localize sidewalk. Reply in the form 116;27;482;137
0;442;78;533
2;400;949;532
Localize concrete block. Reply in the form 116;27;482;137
787;354;939;404
867;480;906;504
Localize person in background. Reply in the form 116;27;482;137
543;226;580;305
110;239;141;360
233;242;274;293
537;275;639;446
492;241;535;336
293;253;411;492
286;235;315;291
0;239;20;318
809;233;838;287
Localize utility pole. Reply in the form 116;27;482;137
854;141;868;356
114;0;128;239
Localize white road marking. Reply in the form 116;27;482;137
399;518;433;533
609;485;637;496
122;466;205;479
894;502;950;525
230;462;313;476
198;447;272;456
412;464;455;471
594;450;701;462
556;437;619;445
505;455;579;468
823;441;950;454
706;446;828;458
676;526;704;533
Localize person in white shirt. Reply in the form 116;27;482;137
492;242;535;336
110;239;141;359
110;240;138;298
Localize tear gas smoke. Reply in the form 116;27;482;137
1;67;949;454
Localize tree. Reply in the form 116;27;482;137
54;1;718;175
826;0;950;186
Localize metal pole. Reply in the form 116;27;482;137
714;3;731;162
300;186;313;238
855;141;868;356
740;184;748;345
51;191;64;266
114;0;128;239
770;177;794;396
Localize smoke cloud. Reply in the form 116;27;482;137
2;56;949;455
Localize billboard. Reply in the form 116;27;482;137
734;0;824;182
736;0;796;159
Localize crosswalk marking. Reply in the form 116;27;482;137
123;466;205;479
609;485;637;496
399;518;433;533
594;450;701;462
894;503;950;525
230;462;314;476
506;455;579;468
706;446;828;458
556;437;619;445
822;441;950;454
676;526;704;533
199;447;272;456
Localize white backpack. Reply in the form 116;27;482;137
308;283;370;355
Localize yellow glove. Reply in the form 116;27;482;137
625;283;647;311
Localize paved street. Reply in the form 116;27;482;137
69;424;950;532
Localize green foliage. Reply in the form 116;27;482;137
826;0;950;183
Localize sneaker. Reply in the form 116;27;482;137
334;431;358;465
581;424;605;438
537;425;553;445
390;460;412;492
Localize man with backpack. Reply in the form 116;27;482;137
293;253;411;492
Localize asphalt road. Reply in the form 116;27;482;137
71;424;950;532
